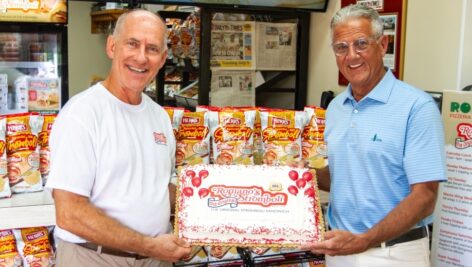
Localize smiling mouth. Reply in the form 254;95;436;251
349;63;362;69
128;65;147;73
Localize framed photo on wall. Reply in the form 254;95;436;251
338;0;406;85
381;13;397;71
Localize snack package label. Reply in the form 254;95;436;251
6;113;43;193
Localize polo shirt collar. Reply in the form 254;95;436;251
342;69;395;105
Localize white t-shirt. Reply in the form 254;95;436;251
46;83;176;243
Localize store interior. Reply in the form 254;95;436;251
1;0;472;266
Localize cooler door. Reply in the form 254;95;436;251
0;24;68;115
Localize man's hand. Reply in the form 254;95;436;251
300;230;370;256
145;234;191;262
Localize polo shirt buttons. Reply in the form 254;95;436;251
353;109;359;113
351;123;356;128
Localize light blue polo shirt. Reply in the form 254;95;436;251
325;70;446;234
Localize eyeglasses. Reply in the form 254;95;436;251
331;38;378;56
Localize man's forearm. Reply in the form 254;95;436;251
360;181;438;247
53;189;154;256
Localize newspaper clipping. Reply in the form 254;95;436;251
210;70;255;107
380;14;397;71
256;22;297;70
211;21;256;69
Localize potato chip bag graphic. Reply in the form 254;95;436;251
14;227;54;267
209;109;255;165
260;110;306;166
175;112;210;171
6;113;44;193
0;117;11;198
38;114;56;185
302;106;327;169
0;229;23;267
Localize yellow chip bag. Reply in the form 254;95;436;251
302;106;327;169
15;227;54;267
175;111;211;170
38;114;56;185
6;113;43;193
260;110;307;166
209;109;255;165
0;117;11;198
0;229;22;267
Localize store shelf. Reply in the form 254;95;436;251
90;9;127;34
0;190;55;230
0;61;56;69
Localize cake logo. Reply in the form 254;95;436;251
456;123;472;149
207;185;287;208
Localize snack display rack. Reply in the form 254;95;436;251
174;249;324;267
0;191;55;230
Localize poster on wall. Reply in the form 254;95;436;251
380;14;397;71
210;70;255;107
210;21;256;70
431;90;472;267
356;0;384;11
256;22;297;70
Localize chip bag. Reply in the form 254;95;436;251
0;229;23;267
302;107;327;169
0;117;11;198
14;227;54;267
6;113;44;193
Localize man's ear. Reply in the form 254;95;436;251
105;35;115;59
379;35;389;56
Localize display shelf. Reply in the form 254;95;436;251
0;61;56;69
0;190;55;230
174;249;324;267
90;9;127;34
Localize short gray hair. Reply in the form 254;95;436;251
331;4;384;39
112;9;168;51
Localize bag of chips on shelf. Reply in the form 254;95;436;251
38;114;56;186
164;106;185;136
175;111;210;171
260;110;307;166
302;106;327;169
0;229;23;267
6;113;44;193
208;109;256;165
0;117;11;198
14;227;54;267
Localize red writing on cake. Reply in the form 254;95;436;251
208;185;287;207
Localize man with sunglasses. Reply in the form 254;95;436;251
301;4;445;267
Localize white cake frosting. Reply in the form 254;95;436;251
176;164;324;246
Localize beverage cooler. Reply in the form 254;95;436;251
0;0;68;115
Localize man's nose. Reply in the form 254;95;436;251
346;43;359;58
135;46;147;62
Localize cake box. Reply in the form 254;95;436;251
175;164;324;247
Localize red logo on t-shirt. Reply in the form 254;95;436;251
153;132;167;145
